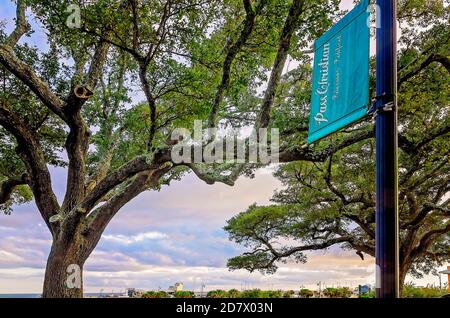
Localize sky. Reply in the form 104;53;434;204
0;1;446;294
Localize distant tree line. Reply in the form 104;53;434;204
141;285;449;298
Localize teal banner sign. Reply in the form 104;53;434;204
307;0;370;144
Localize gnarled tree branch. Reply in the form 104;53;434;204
61;37;112;212
0;101;60;234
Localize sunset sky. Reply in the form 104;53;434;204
0;0;445;294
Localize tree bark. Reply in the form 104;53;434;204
398;255;414;297
42;236;87;298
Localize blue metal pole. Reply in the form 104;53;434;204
375;0;399;298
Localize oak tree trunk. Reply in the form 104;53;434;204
399;261;410;297
42;234;89;298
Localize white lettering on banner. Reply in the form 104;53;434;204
332;33;342;101
314;43;330;124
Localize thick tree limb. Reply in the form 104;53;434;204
0;102;60;233
184;163;245;186
60;113;90;212
79;149;171;213
61;37;112;212
433;54;450;72
83;164;172;252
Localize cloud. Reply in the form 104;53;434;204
0;250;25;264
0;151;442;293
102;231;168;245
102;170;282;233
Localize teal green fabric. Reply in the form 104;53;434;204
307;0;370;144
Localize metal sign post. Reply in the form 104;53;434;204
375;0;399;298
307;0;400;296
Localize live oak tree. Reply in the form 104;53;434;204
0;0;447;298
0;0;348;297
225;1;450;293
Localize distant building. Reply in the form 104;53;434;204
439;266;450;290
126;288;145;298
168;282;184;293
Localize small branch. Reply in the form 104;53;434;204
85;130;122;193
145;0;172;64
0;47;66;121
399;53;450;88
278;236;353;257
129;0;140;53
80;26;142;59
405;202;450;228
251;236;352;271
5;0;31;47
343;213;375;239
415;123;450;151
207;0;265;128
256;0;305;129
324;157;348;204
410;223;450;259
0;173;30;205
138;64;157;151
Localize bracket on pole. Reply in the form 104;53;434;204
368;92;396;117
